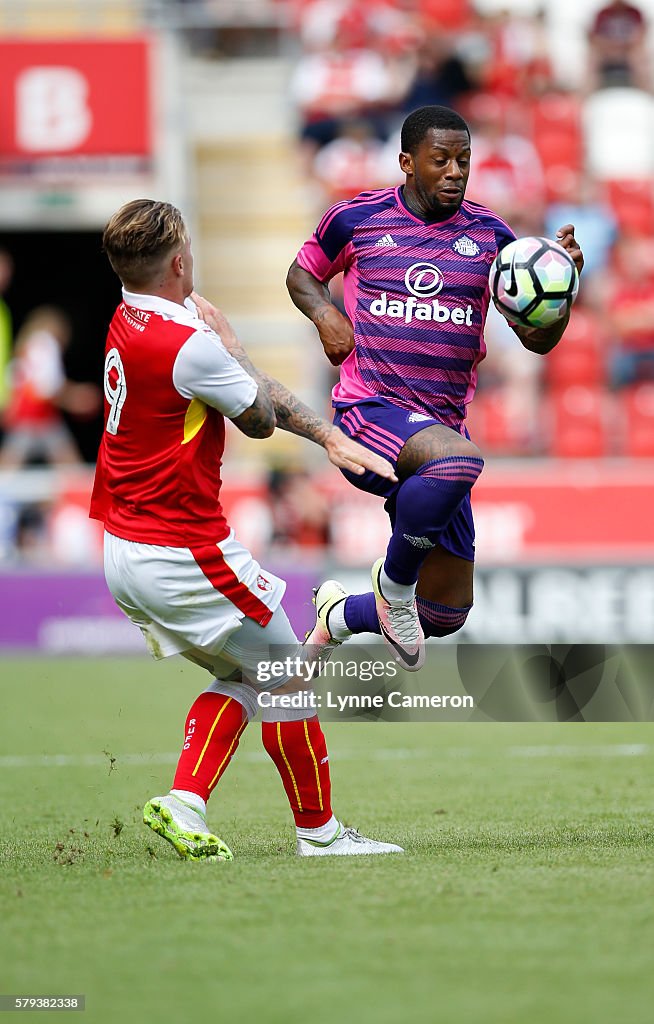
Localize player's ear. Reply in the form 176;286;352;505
172;251;184;276
399;151;413;176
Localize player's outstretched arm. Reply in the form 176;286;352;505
192;293;397;482
263;377;398;481
286;259;355;366
512;224;585;355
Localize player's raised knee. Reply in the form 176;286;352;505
441;433;483;463
398;424;483;476
461;436;483;462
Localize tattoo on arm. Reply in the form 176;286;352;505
231;378;275;438
235;393;276;438
262;374;331;444
229;340;331;446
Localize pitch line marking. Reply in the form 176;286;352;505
508;744;650;757
0;745;650;769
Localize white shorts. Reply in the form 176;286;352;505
104;529;298;684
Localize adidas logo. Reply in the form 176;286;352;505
403;533;436;550
375;233;398;248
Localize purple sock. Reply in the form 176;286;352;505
417;596;471;638
344;593;380;635
384;456;484;585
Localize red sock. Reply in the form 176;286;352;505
173;691;247;802
261;716;333;828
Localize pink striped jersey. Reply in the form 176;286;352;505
296;185;515;426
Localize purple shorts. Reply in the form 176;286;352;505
333;397;476;562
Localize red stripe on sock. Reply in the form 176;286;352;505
261;717;333;828
190;542;273;625
173;692;247;802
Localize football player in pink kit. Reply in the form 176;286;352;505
289;106;584;669
91;199;404;859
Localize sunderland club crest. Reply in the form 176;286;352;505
453;235;480;257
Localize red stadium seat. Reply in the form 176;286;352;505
529;93;582;138
529;94;583;180
460;92;519;133
420;0;473;30
547;385;610;457
620;383;654;456
467;390;537;455
534;131;583;174
545;310;606;390
605;179;654;235
464;391;488;449
534;135;584;202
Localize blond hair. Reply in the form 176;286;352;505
103;199;188;288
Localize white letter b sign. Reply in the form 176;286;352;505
16;66;92;152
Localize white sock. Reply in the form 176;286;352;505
170;789;207;816
380;565;417;604
327;599;351;640
296;814;340;843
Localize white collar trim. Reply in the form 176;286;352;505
122;289;198;323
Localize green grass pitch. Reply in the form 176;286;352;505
1;656;652;1023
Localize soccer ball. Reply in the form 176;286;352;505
490;236;579;328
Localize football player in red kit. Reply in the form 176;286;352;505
91;199;403;859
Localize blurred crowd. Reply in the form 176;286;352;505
2;0;654;567
289;0;654;459
0;255;101;563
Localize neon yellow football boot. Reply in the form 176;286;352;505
143;794;233;862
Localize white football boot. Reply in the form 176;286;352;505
297;822;404;856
